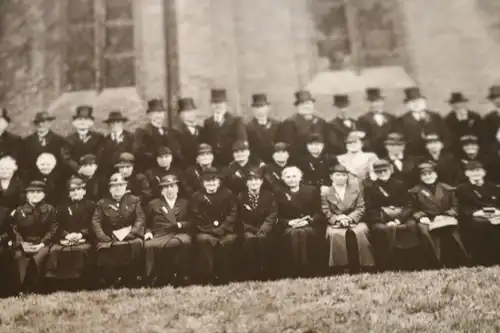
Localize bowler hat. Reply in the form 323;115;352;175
109;173;127;186
25;180;46;192
232;140;250;152
384;132;405;145
487;85;500;100
146;99;166;113
333;94;350;108
373;159;391;173
251;93;270;107
157;146;172;157
330;164;348;174
80;154;97;166
159;174;179;187
73;105;94;120
201;167;220;180
366;88;383;101
197;143;213;155
460;134;479;145
294;90;315;106
33;111;55;124
403;87;424;102
0;108;10;123
115;152;135;168
448;92;468;104
211;89;227;103
177;97;196;112
67;177;85;190
104;111;128;124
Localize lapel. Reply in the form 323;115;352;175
161;196;178;222
418;185;442;211
338;182;358;211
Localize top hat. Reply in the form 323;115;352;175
104;111;128;124
26;180;46;192
232;140;250;152
109;173;127;186
488;85;500;100
465;160;484;171
384;132;405;145
366;88;383;101
460;134;479;145
418;161;436;173
73;105;94;120
251;93;270;107
67;177;86;190
33;111;55;124
333;94;350;108
115;152;135;168
448;92;468;104
330;163;348;174
294;90;315;106
201;167;220;181
80;154;97;166
177;98;196;112
246;167;264;180
147;99;166;113
157;146;172;157
159;174;179;187
0;108;10;123
198;143;213;155
273;142;289;152
373;159;392;173
403;87;424;102
211;89;228;103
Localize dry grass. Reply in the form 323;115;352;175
1;267;500;333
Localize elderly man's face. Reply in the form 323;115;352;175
407;98;427;112
180;109;198;125
73;118;93;131
108;121;124;133
386;143;404;156
36;120;52;133
451;102;467;112
306;142;324;156
80;163;97;177
148;111;165;127
425;141;443;154
211;102;228;116
369;100;384;113
253;105;270;119
0;160;16;179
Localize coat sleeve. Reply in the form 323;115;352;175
41;207;58;245
348;190;365;223
445;190;459;217
408;192;427;220
91;203;110;242
234;117;248;142
131;200;145;237
259;196;278;234
133;128;153;162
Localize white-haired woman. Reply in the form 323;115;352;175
275;166;325;277
28;153;64;205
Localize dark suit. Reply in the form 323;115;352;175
278;114;327;161
326;117;357;155
0;131;22;163
61;131;105;174
246;118;280;163
100;131;135;177
21;131;66;178
483;110;500;150
358;112;397;156
134;124;183;171
174;123;201;168
299;153;335;190
444;110;483;154
383;154;420;187
200;113;247;167
144;196;192;278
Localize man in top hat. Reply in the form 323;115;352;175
237;166;278;280
144;174;192;286
100;111;135;178
420;133;461;186
21;111;65;180
357;88;397;156
184;143;216;197
456;161;500;266
483;85;500;151
444;92;483;155
174;97;202;168
134;98;183;172
278;90;327;162
299;133;334;191
61;105;105;176
200;89;247;167
263;142;293;195
115;152;152;207
396;87;451;156
381;132;419;187
222;140;265;195
326;94;361;155
189;167;239;283
364;159;420;270
0;108;22;163
246;93;280;164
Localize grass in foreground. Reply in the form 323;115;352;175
1;267;500;333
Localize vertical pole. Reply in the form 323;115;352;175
163;0;173;128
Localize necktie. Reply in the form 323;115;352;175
39;135;46;146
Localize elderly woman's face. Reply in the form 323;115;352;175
421;171;437;185
27;190;45;204
247;177;263;191
37;157;56;175
282;170;301;188
0;160;16;179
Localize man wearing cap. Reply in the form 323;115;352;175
92;173;145;286
29;152;64;206
483;85;500;151
278;90;327;161
444;92;483;154
457;135;487;182
61;105;105;177
115;152;152;207
364;159;419;270
420;133;461;186
337;131;378;180
174;97;202;168
184;143;216;196
79;154;105;202
11;180;58;292
144;174;192;286
299;133;334;191
101;111;135;178
326;94;360;155
237;167;278;279
200;89;247;167
321;164;374;273
222;140;264;194
45;177;96;284
357;88;397;156
263;142;292;194
134;98;183;172
396;87;451;156
22;111;65;179
246;93;280;164
0;108;22;163
145;146;186;199
408;162;469;268
456;161;500;266
189;167;238;283
382;132;419;187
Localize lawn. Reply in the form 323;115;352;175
1;267;500;333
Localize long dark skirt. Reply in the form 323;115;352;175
242;231;272;277
418;223;469;267
195;233;238;278
326;223;375;268
95;239;143;269
461;216;500;266
45;243;93;279
13;246;51;285
144;233;192;278
283;226;319;273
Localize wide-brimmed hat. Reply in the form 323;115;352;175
333;94;350;108
67;177;86;191
294;90;315;106
73;105;94;120
109;173;127;186
177;97;196;112
373;159;392;173
146;99;166;113
33;111;55;124
197;143;213;155
487;85;500;100
448;92;468;104
251;93;270;107
26;180;46;192
0;108;10;123
159;174;179;187
104;111;128;124
211;89;228;103
366;88;383;101
80;154;97;166
384;132;405;145
115;152;135;168
403;87;424;103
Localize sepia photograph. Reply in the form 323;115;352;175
1;0;500;332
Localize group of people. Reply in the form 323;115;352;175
1;84;500;295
